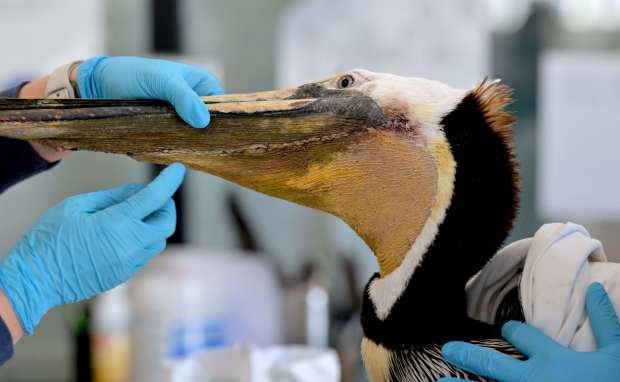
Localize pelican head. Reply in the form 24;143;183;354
173;70;518;279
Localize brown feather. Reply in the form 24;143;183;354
471;79;521;229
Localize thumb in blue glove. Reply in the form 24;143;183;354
0;163;186;334
438;282;620;382
77;55;224;128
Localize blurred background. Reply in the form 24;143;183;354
1;0;620;380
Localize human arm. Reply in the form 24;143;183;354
0;291;19;366
0;163;185;358
438;282;620;381
0;290;23;371
0;84;62;193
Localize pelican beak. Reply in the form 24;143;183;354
0;84;384;161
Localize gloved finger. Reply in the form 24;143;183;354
501;320;561;357
164;77;212;128
110;163;185;220
184;67;224;96
77;183;143;213
442;341;524;382
142;198;177;239
124;200;174;257
586;282;620;348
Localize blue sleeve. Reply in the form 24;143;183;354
0;84;47;365
0;84;59;194
0;316;14;366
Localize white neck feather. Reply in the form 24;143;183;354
368;217;443;320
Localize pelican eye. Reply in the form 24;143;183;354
337;75;354;89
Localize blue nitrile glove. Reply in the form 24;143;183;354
438;282;620;382
77;55;224;128
0;163;186;334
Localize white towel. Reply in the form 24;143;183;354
466;222;620;351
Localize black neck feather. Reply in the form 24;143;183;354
361;92;519;348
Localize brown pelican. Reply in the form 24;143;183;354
0;70;522;381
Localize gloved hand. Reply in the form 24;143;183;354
0;163;186;334
77;55;223;128
438;282;620;382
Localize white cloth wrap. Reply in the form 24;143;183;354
466;222;620;351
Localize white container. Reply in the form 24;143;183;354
129;247;283;382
